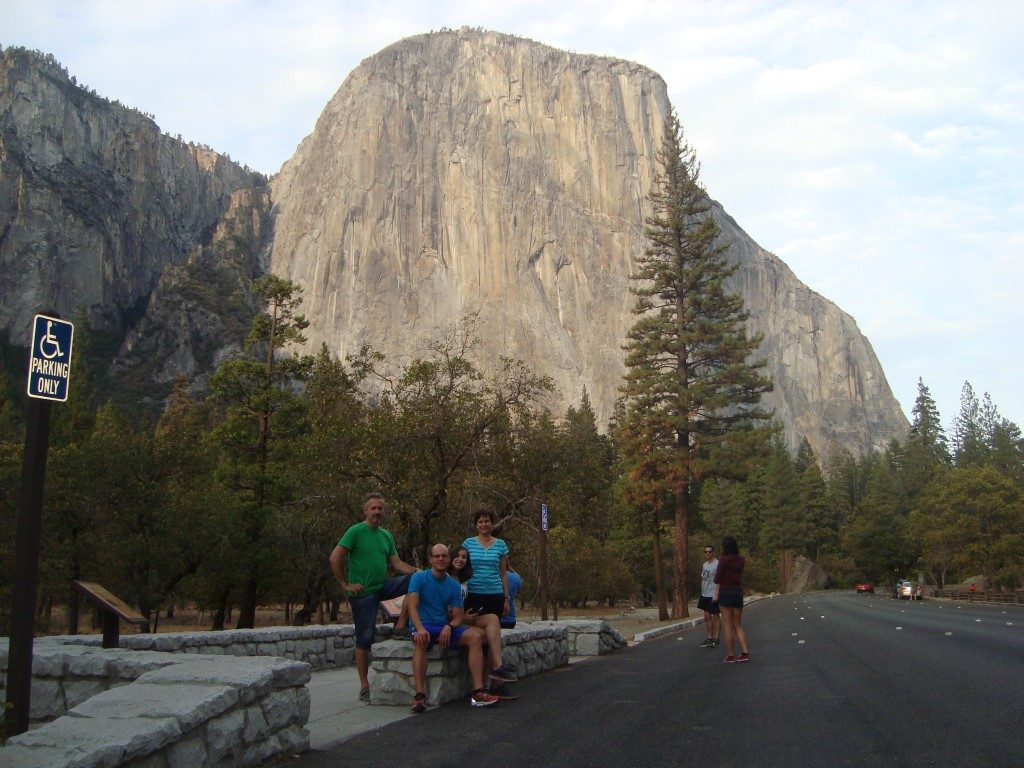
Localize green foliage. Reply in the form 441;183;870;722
911;465;1024;588
546;526;637;607
0;331;25;442
360;321;551;564
207;274;312;628
6;255;1022;632
0;442;21;634
618;110;773;616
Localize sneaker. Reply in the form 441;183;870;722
723;655;736;663
700;638;714;647
358;688;370;702
737;652;750;662
411;692;427;713
489;665;518;683
490;683;519;701
712;639;720;647
470;689;500;707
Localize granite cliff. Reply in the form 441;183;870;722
269;29;908;455
0;33;908;454
0;46;267;401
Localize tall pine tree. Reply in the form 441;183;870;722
901;378;951;500
208;274;312;629
620;111;773;618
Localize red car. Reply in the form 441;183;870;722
855;582;874;593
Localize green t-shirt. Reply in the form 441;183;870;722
338;522;398;597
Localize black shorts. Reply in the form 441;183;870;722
718;588;743;609
697;596;720;614
464;593;504;618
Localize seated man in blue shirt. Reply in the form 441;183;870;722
407;543;501;711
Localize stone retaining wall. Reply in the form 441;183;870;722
30;624;368;671
0;649;310;768
369;625;570;707
524;620;626;655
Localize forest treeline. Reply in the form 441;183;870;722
0;111;1020;634
0;277;1020;634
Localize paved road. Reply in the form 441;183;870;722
297;592;1024;768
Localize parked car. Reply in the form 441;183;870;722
894;580;924;600
855;582;874;593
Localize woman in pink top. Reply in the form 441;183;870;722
714;536;750;662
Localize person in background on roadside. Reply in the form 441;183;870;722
715;535;750;663
698;545;721;648
500;562;524;630
462;509;517;684
329;493;418;702
407;544;500;711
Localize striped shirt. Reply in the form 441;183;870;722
462;536;509;595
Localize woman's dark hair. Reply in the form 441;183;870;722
448;545;473;583
473;509;495;524
722;536;740;556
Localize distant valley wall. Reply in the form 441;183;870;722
0;47;262;344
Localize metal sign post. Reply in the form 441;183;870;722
539;503;549;621
6;313;73;737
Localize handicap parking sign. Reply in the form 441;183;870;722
26;314;74;402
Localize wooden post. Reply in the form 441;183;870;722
101;610;120;650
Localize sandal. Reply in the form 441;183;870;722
411;692;427;713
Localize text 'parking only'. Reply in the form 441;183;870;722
26;314;74;402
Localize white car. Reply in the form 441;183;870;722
895;580;923;600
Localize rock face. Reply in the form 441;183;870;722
269;28;908;455
0;47;263;347
785;554;831;593
0;35;908;454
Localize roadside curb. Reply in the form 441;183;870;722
630;594;775;645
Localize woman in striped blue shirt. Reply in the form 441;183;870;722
462;510;517;683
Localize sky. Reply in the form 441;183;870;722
5;0;1023;433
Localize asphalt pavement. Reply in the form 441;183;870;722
295;592;1024;768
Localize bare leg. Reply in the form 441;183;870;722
412;644;427;694
711;612;721;641
733;606;749;654
720;606;736;656
395;601;409;631
355;647;370;691
459;628;487;690
703;610;714;639
477;613;504;669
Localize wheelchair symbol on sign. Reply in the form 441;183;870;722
39;320;64;360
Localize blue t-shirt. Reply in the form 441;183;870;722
409;569;463;626
462;537;509;595
502;570;524;627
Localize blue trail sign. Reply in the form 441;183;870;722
26;314;74;402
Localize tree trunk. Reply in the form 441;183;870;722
212;585;232;631
67;584;80;635
236;576;258;629
672;481;690;619
652;510;669;621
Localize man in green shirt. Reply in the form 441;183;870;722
330;493;417;701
